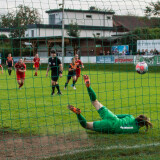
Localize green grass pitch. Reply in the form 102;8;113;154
0;64;160;159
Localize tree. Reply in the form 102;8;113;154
145;1;160;16
1;5;41;38
0;34;8;39
131;27;160;40
0;34;8;45
89;6;99;11
67;21;80;37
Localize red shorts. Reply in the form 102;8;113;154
16;72;25;80
76;69;81;77
35;63;39;68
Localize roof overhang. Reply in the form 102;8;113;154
46;9;115;15
26;24;114;31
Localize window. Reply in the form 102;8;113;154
31;30;34;37
107;16;111;20
96;33;100;36
49;14;55;24
86;15;92;18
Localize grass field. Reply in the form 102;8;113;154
0;64;160;159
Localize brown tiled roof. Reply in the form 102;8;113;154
113;15;160;31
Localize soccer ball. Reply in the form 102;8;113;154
136;62;148;74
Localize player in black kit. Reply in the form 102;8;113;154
46;50;63;95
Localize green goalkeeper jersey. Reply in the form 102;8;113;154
93;107;140;134
114;114;140;134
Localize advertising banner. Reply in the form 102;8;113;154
111;45;129;55
155;56;160;65
115;55;134;63
23;57;34;63
81;56;96;63
137;39;160;52
12;56;160;65
40;57;48;63
134;55;160;66
96;56;114;63
40;57;96;64
13;57;21;63
13;57;34;63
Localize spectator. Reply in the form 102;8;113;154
106;51;110;55
125;49;130;55
145;49;148;55
112;47;119;55
122;51;125;55
99;50;103;55
154;49;159;55
141;49;145;55
137;49;141;55
149;49;154;55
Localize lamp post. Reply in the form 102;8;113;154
61;0;65;66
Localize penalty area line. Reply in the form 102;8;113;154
54;142;160;157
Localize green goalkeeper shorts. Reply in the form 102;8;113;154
93;106;119;133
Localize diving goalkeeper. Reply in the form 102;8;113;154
68;75;152;134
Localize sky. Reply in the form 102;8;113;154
0;0;158;23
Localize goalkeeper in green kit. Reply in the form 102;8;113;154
68;75;152;134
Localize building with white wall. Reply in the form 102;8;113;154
47;9;113;27
23;9;118;56
25;9;146;57
25;24;114;38
25;9;115;38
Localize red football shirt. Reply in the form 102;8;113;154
0;65;2;68
33;58;40;64
15;63;26;74
75;59;83;71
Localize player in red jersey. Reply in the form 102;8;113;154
14;59;26;89
75;54;84;82
0;64;3;74
33;54;40;76
6;53;13;75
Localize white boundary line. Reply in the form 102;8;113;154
54;142;160;157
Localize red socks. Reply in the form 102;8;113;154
34;72;37;76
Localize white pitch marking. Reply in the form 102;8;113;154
53;142;160;157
